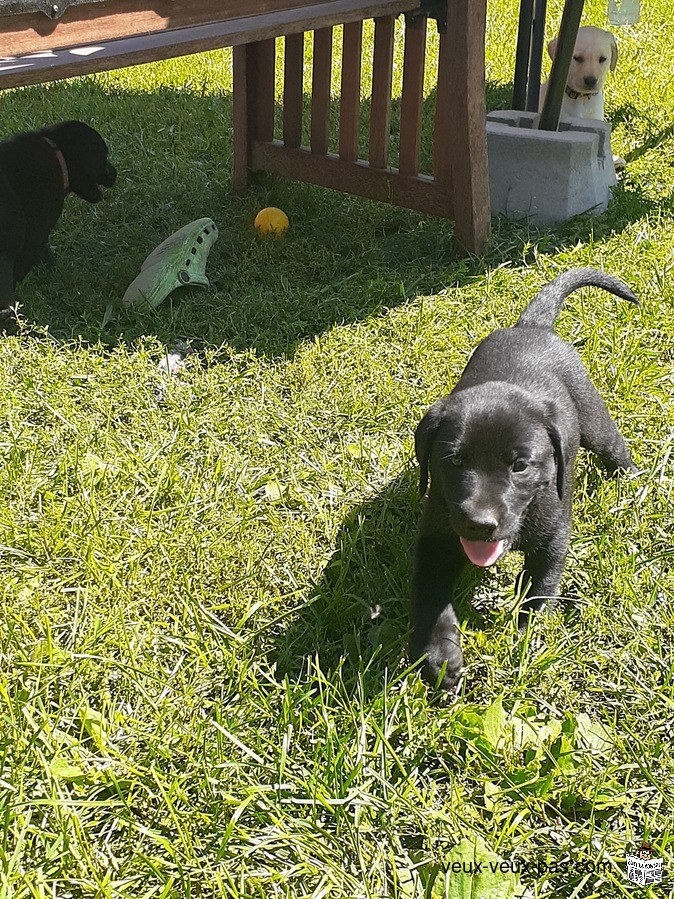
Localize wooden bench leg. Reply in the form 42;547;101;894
445;0;490;254
232;44;249;195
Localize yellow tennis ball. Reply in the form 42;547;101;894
254;207;289;236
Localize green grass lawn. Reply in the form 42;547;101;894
1;0;673;896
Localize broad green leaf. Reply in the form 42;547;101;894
454;710;486;734
50;757;88;783
435;836;518;899
574;713;613;753
453;708;503;764
591;789;627;810
262;480;286;502
398;867;422;899
510;715;540;750
506;766;556;797
345;442;365;459
537;719;563;746
533;772;556;797
561;712;577;736
482;695;508;748
551;734;578;774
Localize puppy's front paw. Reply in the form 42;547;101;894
416;626;464;692
423;640;464;691
517;595;560;631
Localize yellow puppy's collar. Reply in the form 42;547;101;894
565;85;600;100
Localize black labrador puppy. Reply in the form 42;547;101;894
411;268;638;691
0;120;116;328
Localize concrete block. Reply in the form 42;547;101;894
486;110;617;225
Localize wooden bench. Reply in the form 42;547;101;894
0;0;490;253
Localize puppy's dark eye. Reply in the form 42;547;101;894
573;55;582;62
512;460;528;473
599;56;607;63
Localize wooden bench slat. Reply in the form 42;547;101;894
433;26;452;188
251;38;276;143
283;31;304;149
310;27;332;156
368;15;394;170
338;20;362;163
398;13;426;177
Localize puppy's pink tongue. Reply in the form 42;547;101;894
460;538;506;567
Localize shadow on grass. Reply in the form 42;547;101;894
270;469;484;694
270;471;417;686
611;103;674;165
4;79;667;355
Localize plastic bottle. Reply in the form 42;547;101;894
607;0;641;25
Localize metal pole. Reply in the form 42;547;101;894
539;0;585;131
512;0;534;110
525;0;547;112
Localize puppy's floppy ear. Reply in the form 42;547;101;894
545;421;566;501
547;37;558;61
609;35;618;71
415;400;447;496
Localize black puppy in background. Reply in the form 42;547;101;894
411;268;638;691
0;120;116;328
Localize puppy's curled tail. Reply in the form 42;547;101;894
516;267;638;329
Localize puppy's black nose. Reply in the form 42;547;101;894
462;509;499;539
584;76;598;88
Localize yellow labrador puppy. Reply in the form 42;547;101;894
539;25;617;121
539;25;624;167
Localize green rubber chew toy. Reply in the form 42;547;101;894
123;217;219;310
